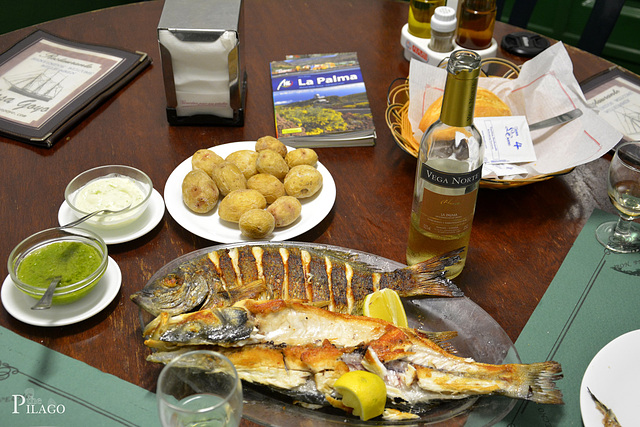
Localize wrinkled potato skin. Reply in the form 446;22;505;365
218;189;267;223
246;173;286;204
266;196;302;227
192;149;224;178
212;161;247;196
239;209;275;239
285;148;318;168
225;150;259;180
255;136;287;158
256;150;289;180
181;169;219;213
284;165;323;198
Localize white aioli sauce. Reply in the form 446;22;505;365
74;176;145;212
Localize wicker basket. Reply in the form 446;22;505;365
385;58;573;189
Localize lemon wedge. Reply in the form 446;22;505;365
363;288;409;328
334;371;387;421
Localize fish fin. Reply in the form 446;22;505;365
230;279;269;300
412;329;459;354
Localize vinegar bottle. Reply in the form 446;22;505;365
406;50;484;279
455;0;496;50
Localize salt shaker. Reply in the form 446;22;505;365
428;6;457;53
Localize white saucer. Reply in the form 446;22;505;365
58;188;165;245
580;329;640;426
1;257;122;327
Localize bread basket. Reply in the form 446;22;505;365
385;57;573;189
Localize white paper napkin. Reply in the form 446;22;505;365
159;30;236;118
408;43;623;180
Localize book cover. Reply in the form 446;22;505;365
270;52;376;147
0;30;151;147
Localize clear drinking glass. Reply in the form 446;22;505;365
157;350;243;427
595;141;640;253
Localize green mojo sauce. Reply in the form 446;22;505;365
17;241;102;289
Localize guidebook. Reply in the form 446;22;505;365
0;30;151;147
270;52;376;147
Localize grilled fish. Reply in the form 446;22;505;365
131;244;463;316
143;299;563;419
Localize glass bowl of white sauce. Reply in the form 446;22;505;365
65;165;153;228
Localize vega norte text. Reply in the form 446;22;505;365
12;395;66;415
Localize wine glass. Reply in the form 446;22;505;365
595;141;640;253
157;350;243;427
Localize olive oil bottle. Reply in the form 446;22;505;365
407;0;446;38
406;50;483;278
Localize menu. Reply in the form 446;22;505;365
495;208;640;426
0;327;158;426
0;30;150;147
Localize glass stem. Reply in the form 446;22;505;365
613;217;632;241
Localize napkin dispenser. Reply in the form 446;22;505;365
158;0;246;126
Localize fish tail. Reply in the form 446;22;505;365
396;249;464;297
513;361;564;404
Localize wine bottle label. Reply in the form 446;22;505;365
420;163;483;188
419;188;478;236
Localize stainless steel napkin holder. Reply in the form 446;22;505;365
158;0;245;126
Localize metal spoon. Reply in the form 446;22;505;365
31;276;62;310
59;204;132;229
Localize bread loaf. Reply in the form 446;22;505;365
418;88;511;132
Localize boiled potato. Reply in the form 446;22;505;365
218;189;267;223
212;161;247;196
246;173;286;204
226;150;259;180
266;196;302;227
239;209;275;239
192;149;224;178
255;136;287;158
285;148;318;168
256;149;289;180
181;169;219;213
284;165;323;198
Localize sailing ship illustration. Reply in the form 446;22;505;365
4;69;65;102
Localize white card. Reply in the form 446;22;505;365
475;116;537;165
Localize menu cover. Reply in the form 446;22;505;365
269;52;376;147
0;30;151;148
580;66;640;143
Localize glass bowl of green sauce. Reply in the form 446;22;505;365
65;165;153;229
8;227;108;305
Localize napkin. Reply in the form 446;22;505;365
0;326;158;426
158;30;236;118
408;43;623;180
494;209;640;426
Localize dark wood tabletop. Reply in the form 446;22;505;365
0;1;621;425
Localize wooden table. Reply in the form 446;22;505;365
0;1;620;425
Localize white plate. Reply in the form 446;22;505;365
1;257;122;327
58;189;165;245
580;329;640;426
164;141;336;243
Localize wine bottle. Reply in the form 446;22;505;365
406;50;483;279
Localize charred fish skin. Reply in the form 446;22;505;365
131;244;464;317
144;299;564;409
